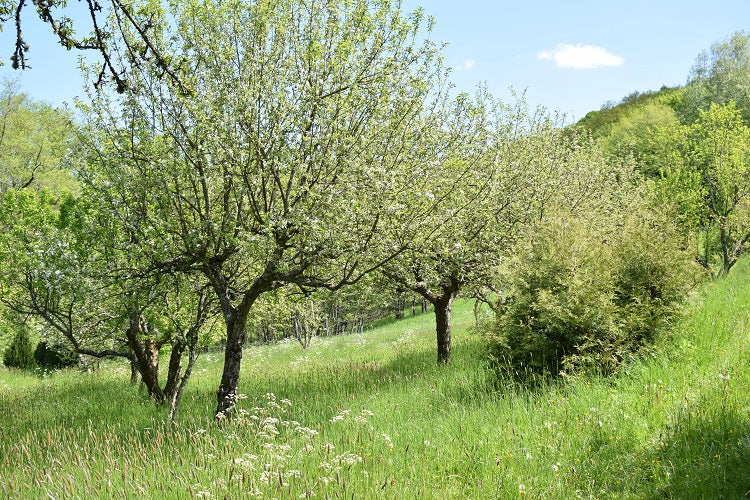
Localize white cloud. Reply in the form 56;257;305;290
455;59;476;71
538;43;623;69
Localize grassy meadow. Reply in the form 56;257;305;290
2;262;750;499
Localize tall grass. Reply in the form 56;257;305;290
1;261;750;498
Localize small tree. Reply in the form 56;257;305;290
658;102;750;275
3;327;35;369
382;94;599;364
686;103;750;275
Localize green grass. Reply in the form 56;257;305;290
2;262;750;498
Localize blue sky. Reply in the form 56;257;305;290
1;1;748;121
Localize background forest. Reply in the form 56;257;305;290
1;1;750;497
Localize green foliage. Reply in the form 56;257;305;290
600;102;681;178
0;80;76;195
486;208;700;378
33;341;77;370
3;327;35;369
680;31;750;124
656;102;750;275
576;86;683;139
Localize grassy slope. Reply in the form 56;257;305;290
1;261;750;499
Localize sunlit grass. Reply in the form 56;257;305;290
2;261;750;498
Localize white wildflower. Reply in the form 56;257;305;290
381;433;393;449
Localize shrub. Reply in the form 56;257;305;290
3;328;36;369
486;211;700;378
34;341;77;370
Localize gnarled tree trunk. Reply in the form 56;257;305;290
433;292;456;364
216;311;250;418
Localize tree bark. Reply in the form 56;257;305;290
169;330;200;421
129;354;139;385
162;341;186;401
434;293;456;364
394;296;405;319
719;225;734;276
216;312;249;418
125;312;165;403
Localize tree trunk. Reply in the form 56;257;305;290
129;354;139;385
216;310;250;418
434;293;455;364
163;341;186;402
141;342;164;402
125;313;165;403
394;296;405;319
719;226;734;276
77;353;90;373
169;330;200;421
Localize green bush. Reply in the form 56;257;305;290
486;212;700;378
3;328;36;369
34;341;77;370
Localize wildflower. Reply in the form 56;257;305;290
331;452;363;466
195;490;212;498
329;408;352;423
295;426;319;438
424;440;430;446
232;457;256;471
381;433;394;449
519;484;527;494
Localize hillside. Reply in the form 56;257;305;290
575;86;684;137
2;259;750;498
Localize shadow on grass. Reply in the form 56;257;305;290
646;405;750;498
0;370;164;440
235;336;497;412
